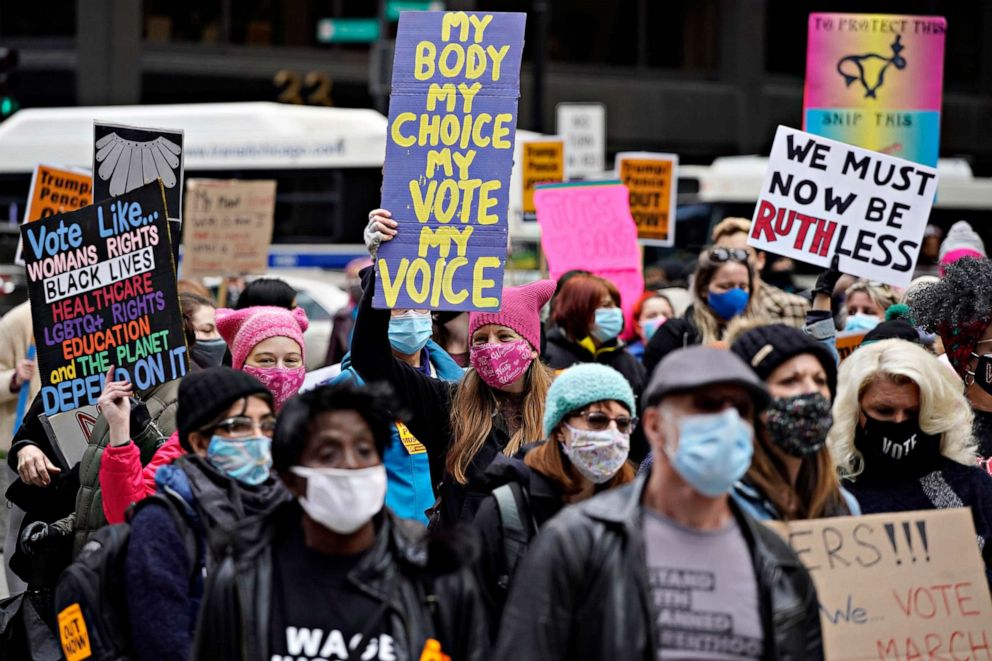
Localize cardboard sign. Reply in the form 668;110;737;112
836;331;867;361
181;179;277;278
374;11;526;311
58;603;92;661
767;509;992;661
39;404;99;469
15;165;94;265
94;122;185;223
616;152;678;246
20;181;188;416
521;139;564;221
748;126;938;289
804;14;946;168
534;181;645;336
556;103;605;178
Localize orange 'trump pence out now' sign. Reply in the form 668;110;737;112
768;508;992;660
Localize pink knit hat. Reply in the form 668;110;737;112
469;280;556;354
215;306;309;369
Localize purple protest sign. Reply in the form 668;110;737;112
374;11;526;311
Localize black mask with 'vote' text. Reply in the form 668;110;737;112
854;413;942;479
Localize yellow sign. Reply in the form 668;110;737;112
836;331;867;362
616;152;678;246
522;140;564;219
58;603;92;661
419;639;451;661
396;421;427;455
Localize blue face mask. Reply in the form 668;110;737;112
845;313;881;332
591;307;624;343
707;288;750;321
664;408;753;497
641;316;668;342
207;436;273;486
388;312;433;355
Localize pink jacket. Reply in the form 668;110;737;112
99;431;187;524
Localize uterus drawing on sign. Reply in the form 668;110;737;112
836;34;907;100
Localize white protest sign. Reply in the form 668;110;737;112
749;126;938;288
556;103;606;178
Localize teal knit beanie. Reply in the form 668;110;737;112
543;363;636;437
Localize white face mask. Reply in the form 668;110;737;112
290;465;387;534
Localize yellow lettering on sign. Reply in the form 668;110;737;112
396;421;427;455
58;603;92;661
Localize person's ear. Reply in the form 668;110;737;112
531;349;538;360
187;431;212;458
281;471;306;500
755;250;767;272
554;424;569;447
643;407;664;448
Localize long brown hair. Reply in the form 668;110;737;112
446;360;555;484
691;247;761;344
746;423;847;520
524;436;635;496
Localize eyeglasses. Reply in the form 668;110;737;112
709;248;750;263
207;416;277;438
570;410;638;434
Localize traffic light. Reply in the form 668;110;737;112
0;48;20;121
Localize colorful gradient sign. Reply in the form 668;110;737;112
803;13;946;168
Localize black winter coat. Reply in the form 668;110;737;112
543;327;646;403
493;475;823;661
193;500;492;661
642;314;702;378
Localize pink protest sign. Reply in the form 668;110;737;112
534;181;645;338
803;13;946;167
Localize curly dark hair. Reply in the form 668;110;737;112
910;258;992;376
272;381;403;472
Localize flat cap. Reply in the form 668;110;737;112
644;346;770;410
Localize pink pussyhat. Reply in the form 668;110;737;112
468;280;556;354
215;306;309;369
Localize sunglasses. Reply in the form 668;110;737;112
709;248;750;263
571;410;638;434
207;416;277;438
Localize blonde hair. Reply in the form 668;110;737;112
447;360;555;484
844;279;900;313
692;247;763;344
828;339;977;478
711;217;751;243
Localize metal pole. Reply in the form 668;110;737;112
531;0;548;133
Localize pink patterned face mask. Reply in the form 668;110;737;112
470;340;534;390
242;365;306;411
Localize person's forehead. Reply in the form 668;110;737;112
663;383;752;405
309;410;369;440
714;231;748;248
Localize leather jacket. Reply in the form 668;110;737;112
493;475;823;661
193;501;491;661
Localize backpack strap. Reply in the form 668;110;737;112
493;483;534;591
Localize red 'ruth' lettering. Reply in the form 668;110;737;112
810;219;837;257
752;200;778;242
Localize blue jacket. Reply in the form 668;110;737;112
329;340;464;524
731;479;862;520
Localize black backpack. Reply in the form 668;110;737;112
54;492;203;661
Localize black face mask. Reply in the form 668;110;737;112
765;393;833;458
854;413;941;478
190;338;228;369
967;353;992;396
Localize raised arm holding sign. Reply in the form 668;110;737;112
749;126;938;289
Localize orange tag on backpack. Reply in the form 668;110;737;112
419;638;451;661
396;421;427;455
58;603;92;661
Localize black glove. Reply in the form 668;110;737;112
130;397;151;433
19;519;72;556
813;255;843;298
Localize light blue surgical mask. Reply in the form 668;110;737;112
591;307;624;343
664;408;753;497
707;288;750;321
207;435;273;486
388;311;433;355
845;313;881;332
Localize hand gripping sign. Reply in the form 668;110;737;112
748;126;938;289
374;11;526;312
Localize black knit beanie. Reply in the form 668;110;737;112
177;366;271;450
730;324;837;398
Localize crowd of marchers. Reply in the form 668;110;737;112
1;212;991;660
